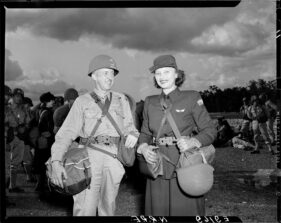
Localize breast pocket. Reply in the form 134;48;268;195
84;109;99;119
109;103;125;129
83;108;100;130
172;109;194;128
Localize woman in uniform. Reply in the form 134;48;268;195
137;55;217;216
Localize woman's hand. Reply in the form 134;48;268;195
138;143;159;164
125;134;138;148
51;161;67;188
177;136;202;153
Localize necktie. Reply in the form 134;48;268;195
161;95;171;112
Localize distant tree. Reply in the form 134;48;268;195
200;79;276;112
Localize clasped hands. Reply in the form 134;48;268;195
138;136;202;164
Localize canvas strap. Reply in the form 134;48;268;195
90;91;124;138
88;91;124;158
84;92;112;149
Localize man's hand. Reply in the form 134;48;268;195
51;161;67;188
177;136;202;153
125;134;138;148
138;143;159;165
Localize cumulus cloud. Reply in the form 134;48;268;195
199;54;275;89
6;7;237;54
5;49;24;81
6;1;274;58
4;0;276;97
191;0;274;56
191;22;266;55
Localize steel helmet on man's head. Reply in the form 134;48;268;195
64;88;79;101
88;55;119;77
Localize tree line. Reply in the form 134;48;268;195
200;79;277;113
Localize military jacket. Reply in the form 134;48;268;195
5;103;31;129
139;88;217;179
240;105;251;121
139;88;216;146
51;91;139;162
248;104;267;122
265;100;277;119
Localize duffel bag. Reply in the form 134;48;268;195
46;146;91;196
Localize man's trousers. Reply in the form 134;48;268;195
72;145;125;216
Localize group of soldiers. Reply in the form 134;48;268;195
239;93;278;154
4;85;79;199
215;93;278;155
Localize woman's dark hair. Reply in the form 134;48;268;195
153;69;185;89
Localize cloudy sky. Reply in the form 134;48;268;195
4;0;276;103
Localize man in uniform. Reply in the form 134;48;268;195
53;88;79;135
247;95;277;155
239;97;252;141
5;88;31;192
4;85;16;206
50;55;139;216
22;97;36;182
259;93;278;146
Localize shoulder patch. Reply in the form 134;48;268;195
197;99;204;106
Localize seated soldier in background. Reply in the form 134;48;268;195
213;116;234;147
231;132;256;150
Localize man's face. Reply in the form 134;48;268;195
92;68;115;91
46;100;55;108
13;94;23;105
154;67;178;90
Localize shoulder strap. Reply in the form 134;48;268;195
160;97;182;139
39;109;48;124
155;109;168;143
90;91;124;137
85;92;112;147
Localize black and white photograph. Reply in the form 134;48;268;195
2;0;280;222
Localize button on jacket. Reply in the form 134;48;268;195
51;91;139;162
139;88;217;178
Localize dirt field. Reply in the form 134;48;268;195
3;145;279;222
3;117;279;222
